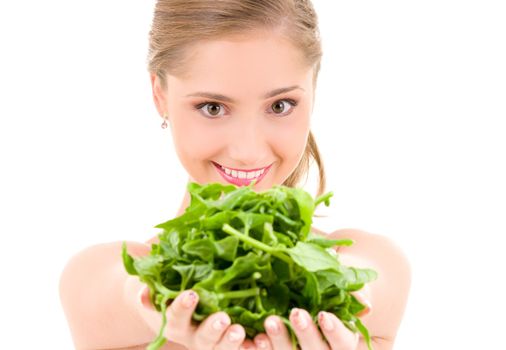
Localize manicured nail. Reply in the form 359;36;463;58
256;339;268;349
265;318;280;335
319;312;335;331
137;286;147;304
355;297;371;316
138;286;154;310
239;344;254;350
228;329;243;342
212;317;230;331
292;309;309;330
355;292;372;310
182;291;197;308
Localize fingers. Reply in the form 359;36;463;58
264;315;294;350
289;308;329;350
254;333;273;350
318;312;359;350
350;290;372;317
191;311;231;349
164;290;199;342
214;324;247;350
239;339;257;350
138;285;156;311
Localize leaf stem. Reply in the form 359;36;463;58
252;278;266;313
222;224;293;265
154;281;180;299
314;191;333;208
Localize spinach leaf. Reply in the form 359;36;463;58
122;182;378;350
286;242;342;272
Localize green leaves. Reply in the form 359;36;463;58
287;242;341;272
122;182;378;350
121;241;137;275
214;236;239;261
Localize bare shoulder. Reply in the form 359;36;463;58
326;228;412;344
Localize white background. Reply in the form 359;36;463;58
1;0;505;349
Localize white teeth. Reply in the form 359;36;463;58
218;163;268;179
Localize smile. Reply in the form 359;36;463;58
211;161;272;186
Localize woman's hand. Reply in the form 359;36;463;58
136;285;256;350
251;291;372;350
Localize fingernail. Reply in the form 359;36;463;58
256;339;268;349
212;317;230;331
228;329;242;342
265;318;280;335
138;286;151;309
292;309;309;330
318;312;335;331
137;286;147;303
355;292;372;310
357;301;372;316
182;291;197;308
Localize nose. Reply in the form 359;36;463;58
226;117;270;167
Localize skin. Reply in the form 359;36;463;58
58;28;410;350
142;30;411;350
151;30;313;198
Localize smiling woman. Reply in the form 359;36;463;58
151;31;316;208
58;1;411;350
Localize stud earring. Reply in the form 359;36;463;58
161;114;169;129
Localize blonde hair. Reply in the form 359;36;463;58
147;0;326;197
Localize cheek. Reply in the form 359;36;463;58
170;113;223;163
269;114;310;160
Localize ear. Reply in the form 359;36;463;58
150;73;168;117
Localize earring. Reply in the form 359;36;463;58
161;114;169;129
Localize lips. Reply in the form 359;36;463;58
212;161;272;187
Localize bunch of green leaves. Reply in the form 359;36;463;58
122;181;378;350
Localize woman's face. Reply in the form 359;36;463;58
151;31;315;192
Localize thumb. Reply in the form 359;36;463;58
138;285;156;311
351;285;372;317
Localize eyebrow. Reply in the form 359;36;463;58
185;85;305;103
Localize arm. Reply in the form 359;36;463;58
60;240;254;350
327;229;412;349
58;241;159;349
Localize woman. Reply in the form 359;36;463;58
59;1;411;349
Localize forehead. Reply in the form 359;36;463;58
170;32;312;93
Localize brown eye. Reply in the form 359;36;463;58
270;99;297;116
195;102;226;118
272;101;285;114
206;103;221;116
